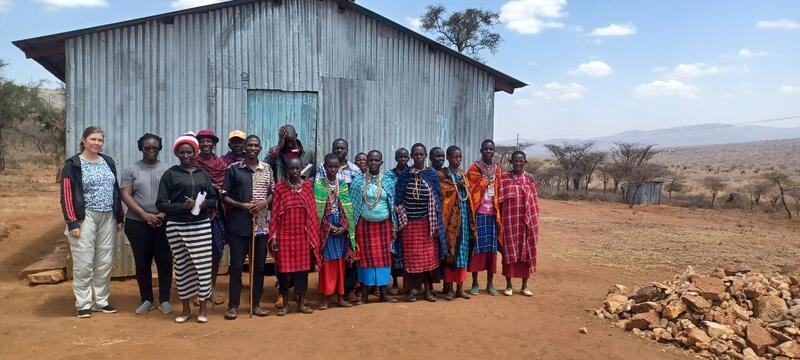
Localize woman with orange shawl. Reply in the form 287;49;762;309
439;146;476;300
499;151;540;297
466;139;503;296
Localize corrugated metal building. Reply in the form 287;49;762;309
626;181;664;206
14;0;525;171
14;0;525;276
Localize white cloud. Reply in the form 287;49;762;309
778;85;800;94
540;82;587;100
35;0;106;8
590;23;636;36
569;60;614;77
633;80;700;99
0;0;12;12
499;0;567;35
405;17;423;32
665;63;738;79
738;48;768;58
757;19;800;30
170;0;223;10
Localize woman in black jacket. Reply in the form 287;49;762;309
156;133;217;324
60;126;124;318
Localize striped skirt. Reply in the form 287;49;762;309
401;218;439;273
166;219;213;301
356;218;393;268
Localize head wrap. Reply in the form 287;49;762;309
173;131;200;156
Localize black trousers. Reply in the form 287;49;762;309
345;261;359;293
228;233;267;309
124;218;173;304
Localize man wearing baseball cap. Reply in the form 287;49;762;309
221;130;246;166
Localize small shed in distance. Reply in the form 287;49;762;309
626;181;663;206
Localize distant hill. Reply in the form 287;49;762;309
503;123;800;157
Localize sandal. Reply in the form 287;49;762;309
275;307;288;316
425;294;437;302
443;291;455;301
522;288;533;297
175;314;190;323
337;300;353;308
380;296;397;303
299;305;314;314
253;307;270;317
458;291;471;300
503;288;513;296
406;295;416;303
487;288;500;296
318;302;329;311
389;287;399;295
469;285;480;296
224;308;238;320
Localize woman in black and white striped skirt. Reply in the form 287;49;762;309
156;132;218;323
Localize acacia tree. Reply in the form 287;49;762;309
544;142;594;192
703;176;727;208
580;151;605;192
664;173;684;201
420;5;502;60
743;180;771;211
765;171;794;219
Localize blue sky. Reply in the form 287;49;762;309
1;0;799;142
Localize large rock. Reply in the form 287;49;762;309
625;311;661;331
747;322;777;356
694;276;727;301
27;269;66;284
630;301;662;314
682;294;712;312
790;305;800;318
741;348;764;360
607;284;629;296
663;300;688;320
604;293;630;314
753;295;789;322
731;303;751;320
777;341;800;358
630;285;664;303
704;321;735;338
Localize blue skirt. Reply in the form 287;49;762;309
358;267;391;286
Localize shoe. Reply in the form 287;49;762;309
522;288;533;297
92;305;118;314
197;314;208;323
159;302;174;314
224;307;238;320
175;314;190;323
487;288;500;296
503;288;513;296
77;309;92;318
389;287;399;295
135;301;154;315
469;285;480;296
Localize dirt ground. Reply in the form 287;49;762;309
1;166;799;360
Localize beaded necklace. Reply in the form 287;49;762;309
448;168;468;202
363;172;383;210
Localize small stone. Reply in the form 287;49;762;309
683;294;712;312
777;341;800;358
630;285;664;303
694;276;728;301
690;328;713;346
747;322;777;356
705;321;735;338
27;269;66;284
654;327;674;342
732;303;751;320
725;266;750;276
754;295;789;322
767;328;793;342
607;284;629;296
783;327;800;336
789;305;800;318
578;327;588;334
768;320;794;329
605;293;630;314
726;350;745;360
741;348;763;360
630;301;662;314
626;311;661;331
709;339;729;355
663;300;688;320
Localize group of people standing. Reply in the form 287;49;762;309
60;124;540;324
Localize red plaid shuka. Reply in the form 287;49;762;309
499;172;540;273
401;217;439;273
356;218;393;268
269;180;321;272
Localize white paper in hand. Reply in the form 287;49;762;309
191;191;207;216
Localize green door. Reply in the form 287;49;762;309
246;90;318;160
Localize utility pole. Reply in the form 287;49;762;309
516;133;520;150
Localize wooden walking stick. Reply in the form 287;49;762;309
249;216;256;318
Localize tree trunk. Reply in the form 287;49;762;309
711;193;717;207
777;183;792;219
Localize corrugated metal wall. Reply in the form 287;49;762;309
65;0;495;171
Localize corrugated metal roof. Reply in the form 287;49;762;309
12;0;526;93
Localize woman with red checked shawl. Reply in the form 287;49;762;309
269;157;321;315
499;151;540;297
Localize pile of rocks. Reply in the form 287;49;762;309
594;266;800;360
